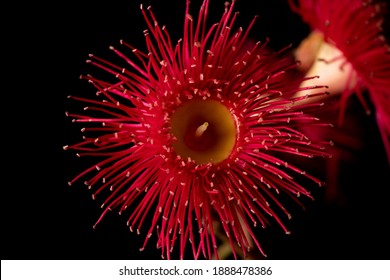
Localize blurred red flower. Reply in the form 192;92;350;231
289;0;390;162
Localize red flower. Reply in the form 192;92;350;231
289;0;390;162
65;0;331;259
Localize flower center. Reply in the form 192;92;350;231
171;99;237;164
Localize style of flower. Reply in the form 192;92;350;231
64;0;332;259
288;0;390;163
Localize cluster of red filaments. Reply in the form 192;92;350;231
65;0;332;259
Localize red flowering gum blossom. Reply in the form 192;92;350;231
289;0;390;162
64;0;332;259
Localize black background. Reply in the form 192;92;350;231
3;0;389;260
